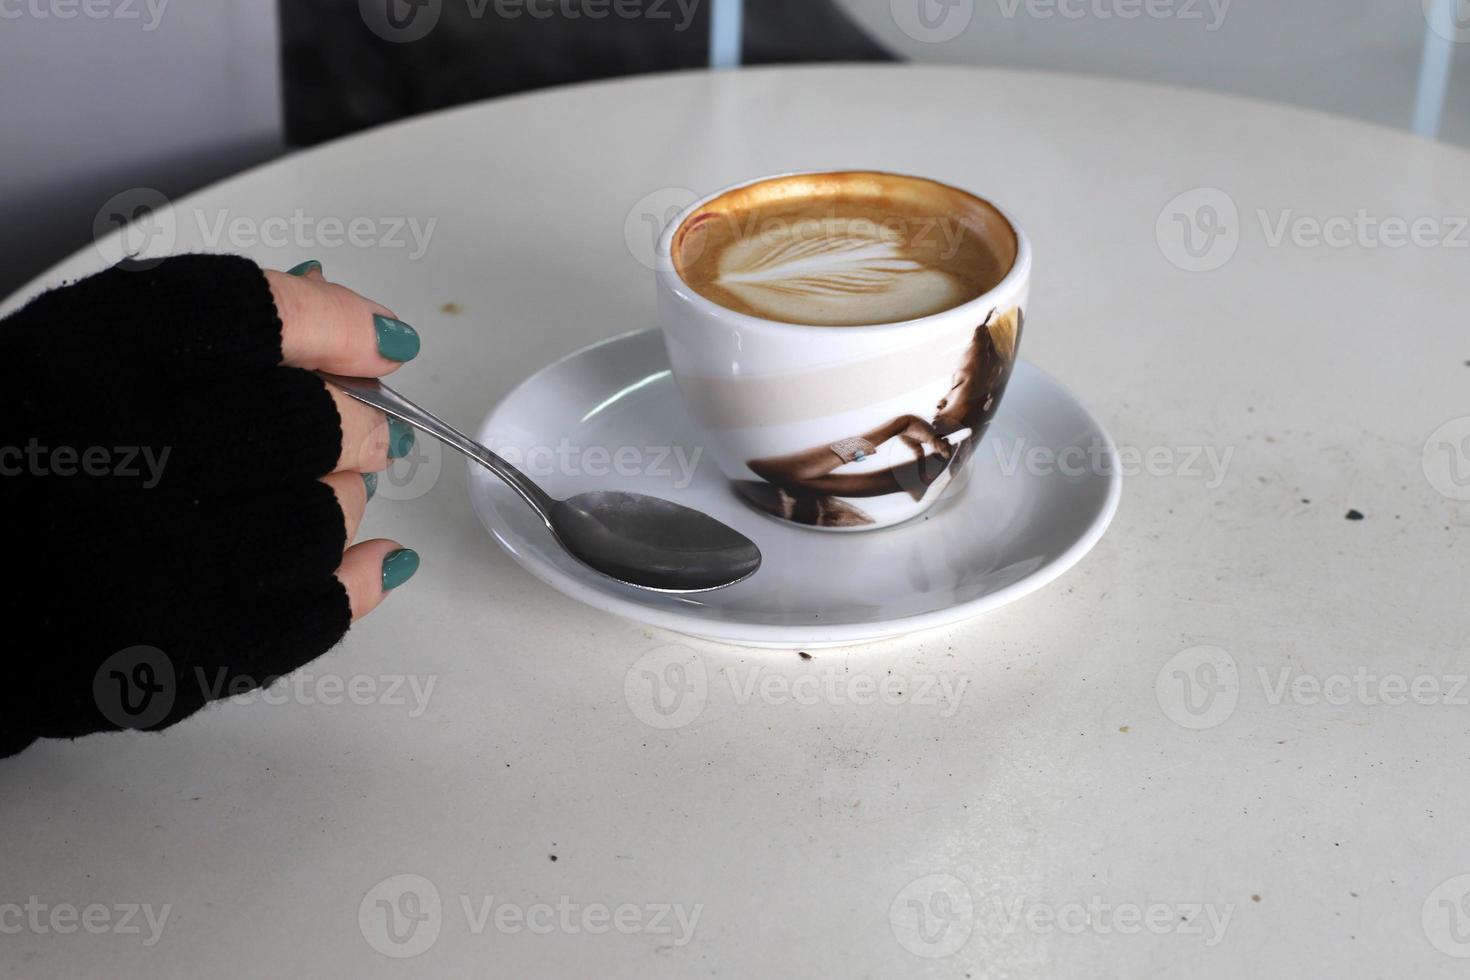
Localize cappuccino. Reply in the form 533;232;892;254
671;172;1017;327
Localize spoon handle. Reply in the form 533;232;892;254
318;372;556;524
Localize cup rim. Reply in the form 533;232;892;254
656;169;1031;335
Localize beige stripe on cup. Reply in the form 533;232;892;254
679;335;973;429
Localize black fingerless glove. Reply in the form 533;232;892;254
0;255;352;757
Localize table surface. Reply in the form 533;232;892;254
4;65;1468;979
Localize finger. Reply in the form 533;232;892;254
285;259;326;281
190;578;353;716
321;470;370;546
266;267;421;376
328;384;415;472
202;480;346;595
336;539;420;623
165;367;340;486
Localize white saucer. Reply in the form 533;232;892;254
468;329;1120;649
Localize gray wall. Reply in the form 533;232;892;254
0;0;283;297
837;0;1468;144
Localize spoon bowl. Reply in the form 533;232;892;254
551;491;761;593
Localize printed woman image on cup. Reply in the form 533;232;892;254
656;171;1030;530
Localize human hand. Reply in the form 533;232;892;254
0;254;427;754
895;415;953;464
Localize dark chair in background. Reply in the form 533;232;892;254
282;0;895;145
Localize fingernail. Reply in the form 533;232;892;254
363;472;378;500
388;417;416;459
374;314;421;362
287;260;322;277
382;549;420;591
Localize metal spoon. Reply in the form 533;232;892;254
320;373;762;593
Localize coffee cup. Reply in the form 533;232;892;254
656;171;1030;531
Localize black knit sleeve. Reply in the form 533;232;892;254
0;255;353;757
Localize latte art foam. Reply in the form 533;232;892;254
673;173;1017;327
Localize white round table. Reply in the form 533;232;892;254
5;66;1469;978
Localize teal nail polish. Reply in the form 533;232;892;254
382;549;420;591
374;314;421;362
363;472;378;500
287;260;322;277
388;417;416;459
